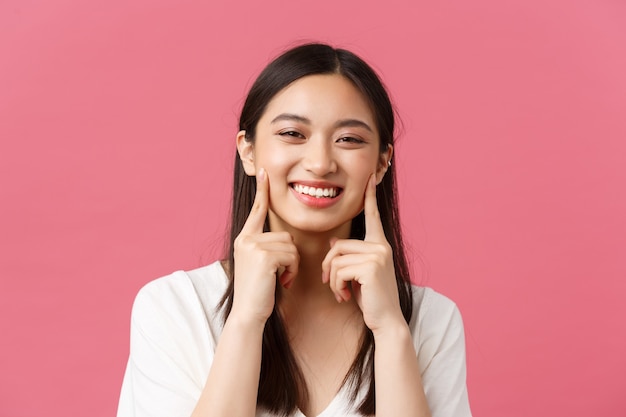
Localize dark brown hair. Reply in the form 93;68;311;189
220;43;413;415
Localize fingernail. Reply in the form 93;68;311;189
257;168;265;181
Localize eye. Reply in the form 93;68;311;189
278;130;305;139
336;136;365;144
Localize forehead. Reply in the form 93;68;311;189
259;74;377;129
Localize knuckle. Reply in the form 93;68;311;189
366;251;385;268
250;203;262;215
252;197;266;211
375;242;392;255
257;250;272;264
234;236;246;250
288;252;298;264
235;234;253;248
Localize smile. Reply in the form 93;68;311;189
291;183;342;198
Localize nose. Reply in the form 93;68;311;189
302;138;337;176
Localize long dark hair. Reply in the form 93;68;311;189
219;43;413;415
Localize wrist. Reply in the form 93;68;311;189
371;318;411;344
225;309;268;335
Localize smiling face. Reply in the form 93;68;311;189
237;74;392;237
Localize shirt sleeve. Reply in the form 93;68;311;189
116;272;216;417
414;288;472;417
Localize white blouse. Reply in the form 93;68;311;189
117;261;472;417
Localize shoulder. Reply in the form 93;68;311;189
409;287;472;416
118;262;229;416
409;286;467;364
411;286;463;330
133;261;227;312
130;261;228;340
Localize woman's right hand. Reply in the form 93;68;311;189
230;168;299;325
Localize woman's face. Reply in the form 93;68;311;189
237;74;391;237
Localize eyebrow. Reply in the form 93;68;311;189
271;113;311;125
270;113;374;133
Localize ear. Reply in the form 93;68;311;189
236;130;256;176
375;144;393;184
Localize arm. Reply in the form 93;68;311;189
117;268;276;417
118;169;297;417
116;273;269;417
323;176;471;416
190;315;265;417
373;323;432;417
374;296;472;417
192;168;298;417
322;175;431;416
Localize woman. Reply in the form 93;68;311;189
117;43;472;417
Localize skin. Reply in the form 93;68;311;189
192;74;431;417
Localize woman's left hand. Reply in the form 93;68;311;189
321;174;405;334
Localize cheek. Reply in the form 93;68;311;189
258;151;295;199
256;143;293;166
346;154;379;180
253;148;287;177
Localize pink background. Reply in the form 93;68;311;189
1;0;625;415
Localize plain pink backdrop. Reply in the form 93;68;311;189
1;0;625;416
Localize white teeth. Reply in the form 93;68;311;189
293;184;339;198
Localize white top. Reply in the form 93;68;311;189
117;261;472;417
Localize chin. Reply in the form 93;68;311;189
290;217;355;236
269;205;361;235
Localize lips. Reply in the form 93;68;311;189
290;183;342;198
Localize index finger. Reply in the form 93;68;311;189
240;168;269;234
364;173;385;242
